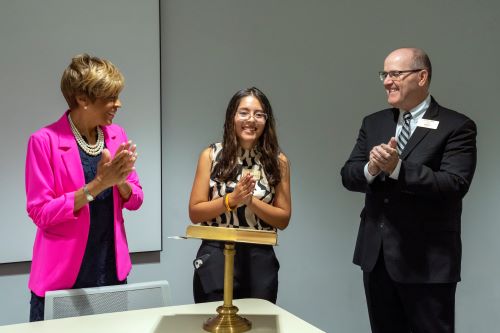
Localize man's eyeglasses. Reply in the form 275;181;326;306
236;110;268;123
378;69;423;81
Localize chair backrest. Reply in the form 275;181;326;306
44;280;170;320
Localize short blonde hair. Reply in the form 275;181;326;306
61;54;124;109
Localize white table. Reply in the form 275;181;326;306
0;298;325;333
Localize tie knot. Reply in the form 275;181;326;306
403;112;412;121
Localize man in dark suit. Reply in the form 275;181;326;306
341;48;477;333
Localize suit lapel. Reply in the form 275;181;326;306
400;97;439;159
102;125;119;155
59;113;85;188
383;108;399;140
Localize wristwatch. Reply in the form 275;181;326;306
83;184;94;202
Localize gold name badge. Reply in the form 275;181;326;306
242;168;261;180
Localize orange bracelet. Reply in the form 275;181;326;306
224;193;233;212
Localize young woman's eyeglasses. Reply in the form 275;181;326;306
236;110;268;123
378;69;423;81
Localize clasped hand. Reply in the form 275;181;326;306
368;137;399;175
95;141;138;188
229;174;256;207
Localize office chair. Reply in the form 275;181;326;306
44;280;170;320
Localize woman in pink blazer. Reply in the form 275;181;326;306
25;54;143;321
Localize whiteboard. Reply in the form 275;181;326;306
0;0;161;263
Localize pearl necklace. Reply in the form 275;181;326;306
67;113;104;156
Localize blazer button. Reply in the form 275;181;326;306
379;222;385;228
383;198;389;204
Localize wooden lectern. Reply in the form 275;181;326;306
185;225;278;333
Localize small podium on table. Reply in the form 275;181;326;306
185;225;278;333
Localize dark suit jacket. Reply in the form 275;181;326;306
341;97;477;283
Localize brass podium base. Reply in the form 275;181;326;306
203;305;252;333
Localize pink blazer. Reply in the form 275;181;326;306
25;111;144;297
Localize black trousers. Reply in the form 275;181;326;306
363;252;457;333
193;241;279;304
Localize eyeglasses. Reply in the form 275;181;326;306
378;69;423;81
236;110;268;123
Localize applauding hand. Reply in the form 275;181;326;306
228;173;256;208
95;141;138;189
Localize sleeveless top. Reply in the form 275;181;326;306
203;142;275;231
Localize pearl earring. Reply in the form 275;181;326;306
84;106;87;110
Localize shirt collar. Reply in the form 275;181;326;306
399;94;431;122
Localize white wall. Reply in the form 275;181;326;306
159;1;500;331
1;1;499;332
0;0;161;263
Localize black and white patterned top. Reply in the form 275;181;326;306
204;142;275;231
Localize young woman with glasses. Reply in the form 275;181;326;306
188;87;291;303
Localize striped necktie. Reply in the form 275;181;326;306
397;112;412;154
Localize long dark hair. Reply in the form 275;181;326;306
214;87;282;187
